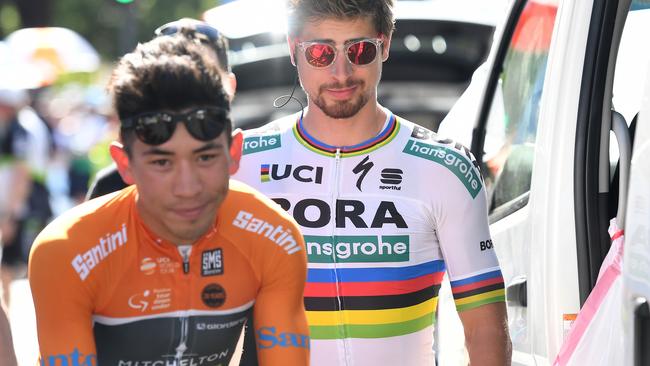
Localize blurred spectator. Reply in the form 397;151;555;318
0;87;52;302
0;251;17;366
33;83;117;213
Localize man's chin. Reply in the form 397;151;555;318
168;212;217;243
171;224;211;244
318;99;365;119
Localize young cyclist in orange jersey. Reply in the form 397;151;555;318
29;35;309;366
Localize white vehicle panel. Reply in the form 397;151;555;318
622;53;650;366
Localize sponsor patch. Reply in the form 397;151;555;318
243;135;281;155
202;283;226;308
380;168;403;190
139;257;156;275
71;223;128;281
196;317;247;331
116;351;230;366
352;156;374;191
403;140;482;198
128;288;172;312
139;256;179;275
260;164;323;184
40;348;96;366
305;235;409;263
232;211;301;254
271;198;408;229
480;239;494;251
202;249;224;276
257;327;310;349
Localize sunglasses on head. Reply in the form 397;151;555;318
296;37;384;68
154;21;221;45
121;107;230;146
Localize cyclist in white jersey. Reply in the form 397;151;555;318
231;0;512;365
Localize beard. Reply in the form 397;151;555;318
311;78;369;119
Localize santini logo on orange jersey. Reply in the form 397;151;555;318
71;223;128;280
232;211;301;255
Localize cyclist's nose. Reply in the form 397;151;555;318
172;161;203;198
330;51;353;78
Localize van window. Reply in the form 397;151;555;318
484;1;558;212
606;6;650;218
612;8;650;124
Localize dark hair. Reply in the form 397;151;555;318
287;0;395;37
108;36;232;152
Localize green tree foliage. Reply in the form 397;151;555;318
51;0;222;61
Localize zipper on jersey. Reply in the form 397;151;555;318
330;148;342;265
174;316;190;364
178;245;191;274
175;245;192;364
331;148;351;364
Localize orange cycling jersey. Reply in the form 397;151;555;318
29;180;309;366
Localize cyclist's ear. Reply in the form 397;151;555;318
229;129;243;175
287;36;297;67
224;71;237;100
381;34;391;62
110;141;135;185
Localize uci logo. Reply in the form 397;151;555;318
261;164;324;184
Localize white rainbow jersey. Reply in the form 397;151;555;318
232;108;505;366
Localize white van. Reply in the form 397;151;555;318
438;0;650;364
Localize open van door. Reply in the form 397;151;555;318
439;0;649;364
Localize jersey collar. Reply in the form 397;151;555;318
293;111;400;157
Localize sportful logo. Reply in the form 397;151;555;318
380;168;403;190
352;156;374;191
403;140;482;198
71;223;128;281
306;235;409;263
232;211;302;254
260;164;323;184
243;135;281;155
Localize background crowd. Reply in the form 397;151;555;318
0;0;237;303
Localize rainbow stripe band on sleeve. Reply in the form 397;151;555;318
451;269;505;312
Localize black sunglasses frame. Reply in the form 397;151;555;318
121;107;230;146
153;21;230;71
154;22;221;44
